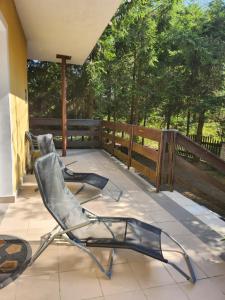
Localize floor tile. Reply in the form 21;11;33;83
149;210;176;223
164;253;207;283
180;278;225;300
0;282;16;300
15;273;60;300
1;149;225;300
210;275;225;295
104;290;146;300
129;260;175;289
144;284;188;300
97;263;140;296
155;220;191;235
163;191;195;207
60;269;102;300
23;245;59;276
58;245;96;272
194;258;225;277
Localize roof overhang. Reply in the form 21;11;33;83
14;0;121;65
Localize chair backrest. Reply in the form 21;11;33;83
37;134;65;169
37;134;56;155
34;152;88;241
25;131;39;151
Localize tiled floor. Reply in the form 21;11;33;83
0;149;225;300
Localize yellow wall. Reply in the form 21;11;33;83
0;0;28;192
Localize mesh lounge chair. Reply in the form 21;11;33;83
25;131;41;173
26;131;122;202
31;152;196;283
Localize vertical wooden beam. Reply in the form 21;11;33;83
156;130;166;192
112;122;116;156
56;54;71;156
128;124;133;169
167;130;177;191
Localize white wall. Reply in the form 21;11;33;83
0;13;14;198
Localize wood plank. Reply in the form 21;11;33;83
114;122;132;134
31;129;100;137
103;143;113;154
102;121;115;130
54;140;100;149
114;136;129;148
132;142;158;162
175;156;225;204
114;149;129;164
155;131;167;192
67;119;101;126
31;129;57;135
102;132;114;141
30;118;101;127
30;118;61;127
67;130;100;137
176;133;225;174
131;159;156;182
176;156;225;193
132;125;161;141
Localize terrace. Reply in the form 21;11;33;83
1;0;225;298
1;147;225;300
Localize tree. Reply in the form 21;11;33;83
28;0;225;140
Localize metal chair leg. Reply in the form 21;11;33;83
162;231;196;283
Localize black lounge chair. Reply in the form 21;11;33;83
25;131;122;202
31;152;196;283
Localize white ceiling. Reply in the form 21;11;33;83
14;0;121;65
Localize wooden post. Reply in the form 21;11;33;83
56;54;71;156
112;122;116;155
156;130;166;192
128;124;133;169
167;130;177;191
99;120;103;148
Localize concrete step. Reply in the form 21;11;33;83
23;174;36;183
19;175;38;194
19;182;38;193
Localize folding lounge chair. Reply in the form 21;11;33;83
25;131;41;173
26;131;122;202
31;152;196;283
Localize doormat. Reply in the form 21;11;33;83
0;235;32;288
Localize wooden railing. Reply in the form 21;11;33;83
29;118;225;200
174;132;225;208
177;135;223;158
29;118;101;148
101;121;171;191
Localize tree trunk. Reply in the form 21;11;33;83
130;100;134;124
186;110;191;136
130;49;137;125
196;110;205;144
165;111;171;129
142;111;147;145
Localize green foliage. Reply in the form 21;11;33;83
28;0;225;139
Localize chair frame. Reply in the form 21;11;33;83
29;208;196;283
25;131;122;202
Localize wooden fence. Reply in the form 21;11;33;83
29;118;101;148
177;134;223;157
101;123;225;203
101;121;176;192
29;118;225;202
174;132;225;208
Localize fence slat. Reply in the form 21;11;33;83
30;118;101;149
132;125;161;141
132;143;158;162
176;133;225;174
101;121;163;190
